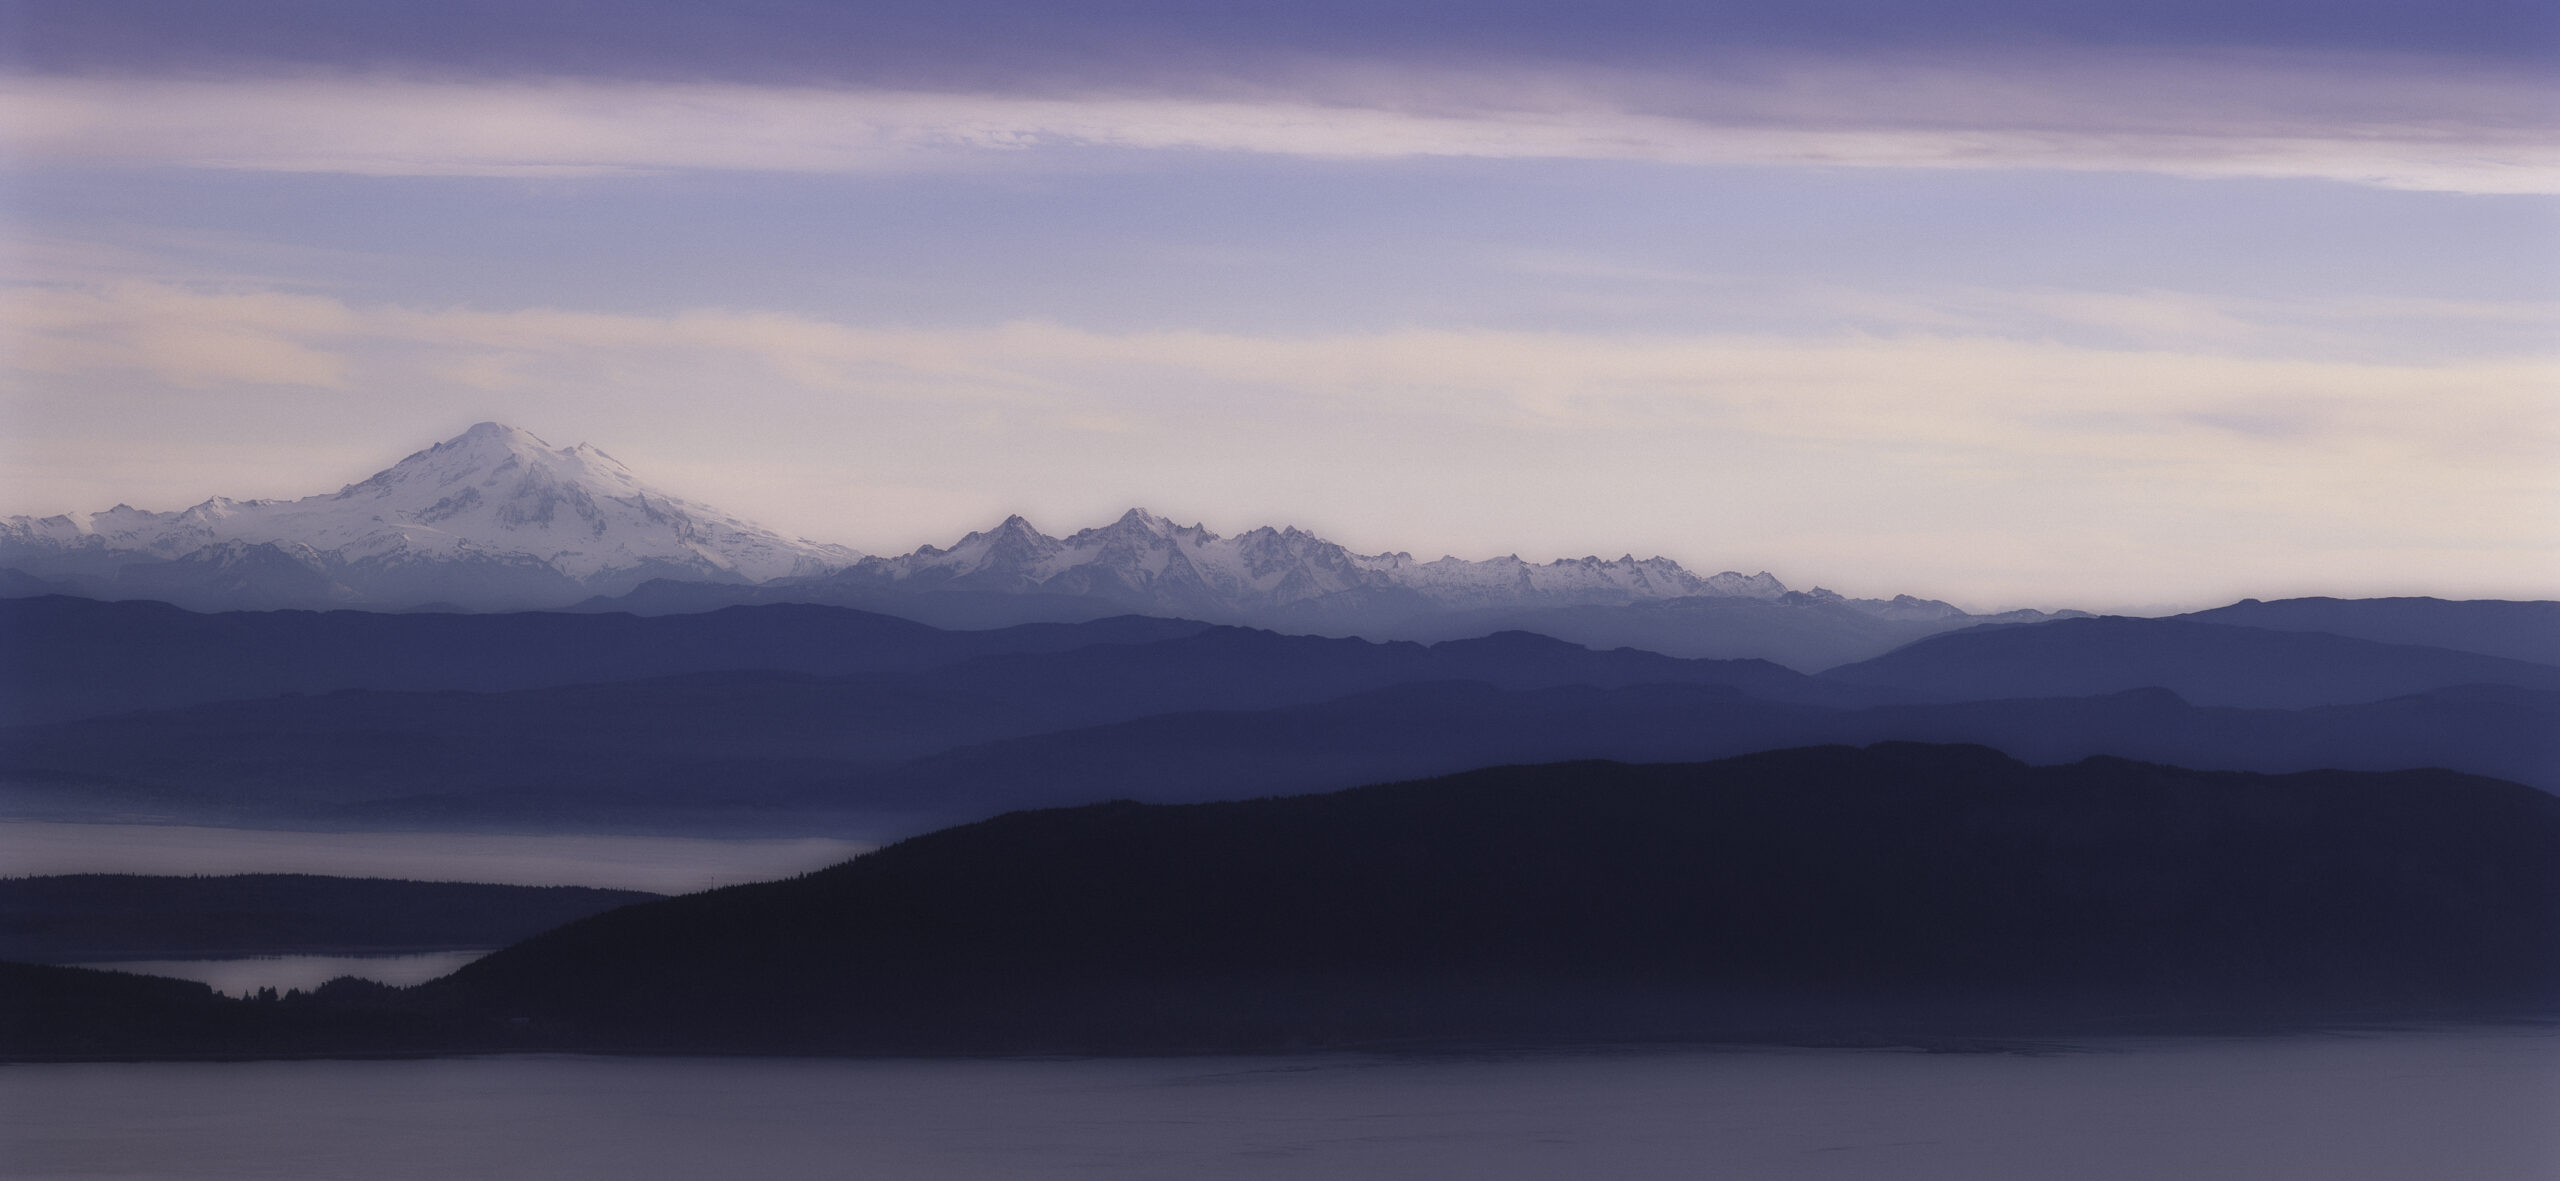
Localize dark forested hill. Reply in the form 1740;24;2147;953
13;744;2556;1059
420;745;2560;1054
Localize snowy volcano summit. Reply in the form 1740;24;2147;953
0;423;859;610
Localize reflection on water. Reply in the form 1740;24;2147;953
72;951;491;997
0;820;872;893
2;1029;2553;1180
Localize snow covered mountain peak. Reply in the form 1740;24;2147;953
338;422;632;501
2;423;860;609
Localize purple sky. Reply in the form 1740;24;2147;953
2;0;2553;610
13;1;2555;74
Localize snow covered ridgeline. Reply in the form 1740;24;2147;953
805;513;2056;645
831;508;1792;614
0;421;2022;627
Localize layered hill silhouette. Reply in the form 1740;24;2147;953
1819;615;2560;708
0;626;1828;832
590;577;2066;673
0;595;1210;725
2176;596;2560;665
10;746;2555;1059
7;598;2553;835
807;681;2560;834
1376;591;2062;671
18;675;2548;836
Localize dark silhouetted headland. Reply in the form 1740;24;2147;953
9;745;2553;1059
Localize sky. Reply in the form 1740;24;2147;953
1;1;2554;612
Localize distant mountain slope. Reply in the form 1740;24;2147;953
2177;596;2560;666
0;596;1211;725
578;510;2083;669
0;423;859;611
0;875;657;963
11;592;2547;838
0;628;1836;830
584;574;2064;670
1821;616;2560;708
1374;592;2069;671
14;659;2548;838
413;746;2560;1053
811;682;2560;834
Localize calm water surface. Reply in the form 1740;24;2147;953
0;820;871;893
3;820;868;996
70;951;491;996
3;1029;2552;1180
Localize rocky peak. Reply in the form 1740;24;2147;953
948;514;1064;572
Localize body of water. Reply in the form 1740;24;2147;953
0;821;871;893
70;951;491;997
3;820;866;997
2;1029;2552;1180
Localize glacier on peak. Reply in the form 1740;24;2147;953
0;422;860;610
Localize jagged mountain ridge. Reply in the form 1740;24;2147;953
0;423;861;611
597;509;2079;669
2;423;2078;644
817;507;1791;620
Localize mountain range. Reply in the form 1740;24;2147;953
5;426;2556;1059
3;422;2078;668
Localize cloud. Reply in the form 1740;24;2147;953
10;280;2550;464
1780;286;2560;360
3;56;2551;192
7;279;2552;603
2;282;356;387
14;1;2555;81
